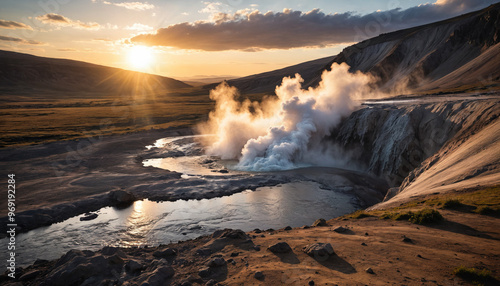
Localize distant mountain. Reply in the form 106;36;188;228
0;50;191;94
223;3;500;94
207;56;334;93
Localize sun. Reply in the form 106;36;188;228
127;45;154;70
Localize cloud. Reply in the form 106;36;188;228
0;35;44;45
92;0;154;11
130;0;497;51
0;20;33;30
199;2;228;14
36;13;100;30
125;23;154;31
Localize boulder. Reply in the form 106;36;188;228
254;271;264;280
153;248;177;258
207;257;226;267
302;243;335;261
198;268;211;278
333;226;348;233
268;242;292;253
213;229;248;239
148;266;175;285
312;218;328;227
126;260;144;273
109;190;136;206
80;213;98;221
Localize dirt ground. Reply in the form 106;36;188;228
4;202;499;285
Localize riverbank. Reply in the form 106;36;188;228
2;187;498;285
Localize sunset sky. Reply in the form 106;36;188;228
0;0;496;79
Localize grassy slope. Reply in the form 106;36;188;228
0;87;215;148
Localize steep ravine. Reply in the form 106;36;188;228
330;97;500;207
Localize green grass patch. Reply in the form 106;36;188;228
475;206;500;217
379;208;443;224
389;186;500;214
409;208;443;224
453;266;497;286
348;210;373;219
442;199;464;209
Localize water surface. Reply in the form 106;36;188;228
6;181;356;267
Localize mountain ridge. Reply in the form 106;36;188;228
221;3;500;95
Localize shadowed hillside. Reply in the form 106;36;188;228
0;50;191;95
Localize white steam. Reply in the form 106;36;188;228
198;63;377;171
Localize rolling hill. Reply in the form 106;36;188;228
0;50;191;95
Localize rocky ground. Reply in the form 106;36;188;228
2;187;499;285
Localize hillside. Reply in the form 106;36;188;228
0;50;191;95
222;3;500;94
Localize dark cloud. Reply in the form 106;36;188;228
0;35;44;45
0;20;32;30
36;13;100;30
130;0;498;51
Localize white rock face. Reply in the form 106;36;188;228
331;98;500;207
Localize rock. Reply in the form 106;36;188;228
198;268;211;278
302;225;310;229
312;218;328;227
309;280;315;286
153;248;177;258
34;259;49;265
101;246;118;256
220;229;248;239
80;213;98;221
284;226;292;230
302;243;335;261
109;190;136;206
107;254;124;265
268;242;292;253
361;242;367;246
19;270;42;281
402;235;413;243
196;248;212;256
205;279;217;286
333;226;348;233
253;245;261;251
254;271;265;280
148;266;175;285
207;257;226;267
126;260;144;273
366;267;374;274
230;252;239;257
254;229;262;233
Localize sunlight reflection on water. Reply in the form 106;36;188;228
4;181;357;267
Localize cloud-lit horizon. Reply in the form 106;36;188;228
0;0;497;78
36;13;101;30
131;0;497;51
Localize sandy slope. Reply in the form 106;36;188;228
372;101;500;210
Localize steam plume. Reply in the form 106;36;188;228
198;63;377;171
